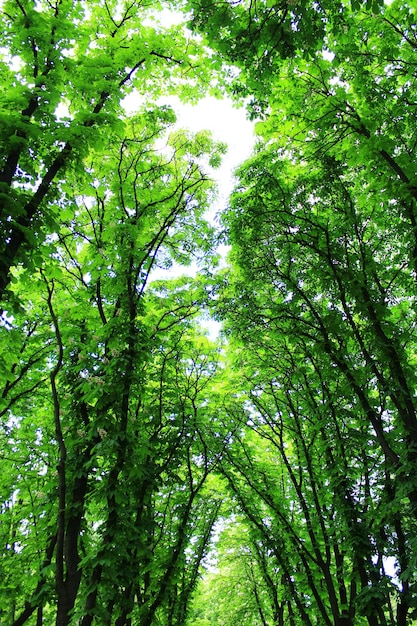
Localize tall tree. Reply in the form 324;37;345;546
0;102;228;624
185;1;417;624
212;149;417;624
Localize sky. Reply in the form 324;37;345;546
123;91;256;339
164;96;256;196
175;98;255;336
156;96;256;336
159;95;256;236
123;93;256;217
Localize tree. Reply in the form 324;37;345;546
186;0;385;116
0;98;229;624
213;147;417;623
186;1;417;624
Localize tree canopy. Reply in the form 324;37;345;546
2;0;417;625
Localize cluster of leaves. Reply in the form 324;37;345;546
186;0;385;116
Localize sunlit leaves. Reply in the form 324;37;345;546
0;0;226;303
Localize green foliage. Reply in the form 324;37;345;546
0;0;225;302
0;67;229;622
182;1;417;624
188;518;281;626
3;0;417;624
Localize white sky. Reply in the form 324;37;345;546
123;93;255;212
164;96;255;193
178;97;255;337
163;96;256;224
163;97;256;336
123;91;255;337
